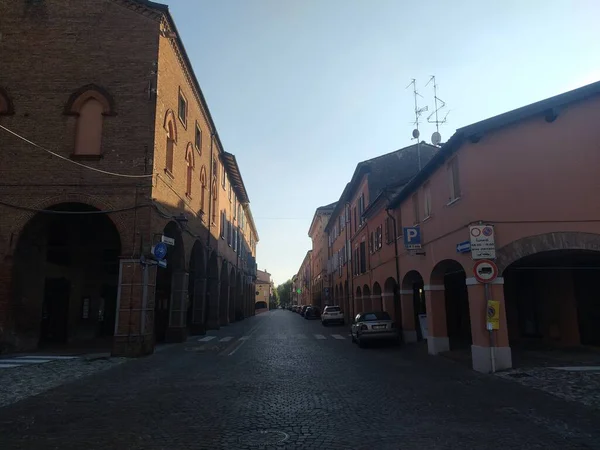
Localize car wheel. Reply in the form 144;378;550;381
340;320;345;326
322;321;327;326
351;333;356;343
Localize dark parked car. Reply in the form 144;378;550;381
304;306;320;319
300;305;311;316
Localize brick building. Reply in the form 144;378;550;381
255;269;271;314
308;202;336;309
0;0;258;356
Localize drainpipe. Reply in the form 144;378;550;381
386;206;402;330
345;202;354;322
206;134;215;250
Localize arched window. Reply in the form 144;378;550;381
162;110;178;175
185;143;194;197
200;165;207;213
0;87;14;116
211;180;218;224
65;85;114;158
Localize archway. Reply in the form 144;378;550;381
219;261;229;326
13;203;122;350
384;277;400;331
344;280;350;322
430;259;470;350
154;221;185;343
362;285;372;312
504;249;600;348
355;286;362;316
372;282;382;311
401;271;425;342
187;240;206;335
235;272;243;320
205;252;219;329
228;267;237;323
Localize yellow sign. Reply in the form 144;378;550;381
487;300;500;330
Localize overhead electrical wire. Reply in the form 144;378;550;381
0;199;151;215
0;124;154;179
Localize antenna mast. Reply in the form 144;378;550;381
406;79;428;170
426;75;449;146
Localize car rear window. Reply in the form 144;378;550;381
362;312;391;321
325;307;340;312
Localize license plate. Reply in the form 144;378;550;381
373;325;386;329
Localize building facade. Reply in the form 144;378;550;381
255;269;271;314
308;202;336;309
386;81;600;372
0;0;258;356
296;251;312;306
325;144;437;324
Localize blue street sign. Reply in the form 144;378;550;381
403;227;421;250
152;242;168;261
456;240;471;254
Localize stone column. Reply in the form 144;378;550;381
467;277;512;373
424;284;449;354
399;290;417;343
372;295;383;312
190;277;206;335
354;295;362;315
206;276;220;330
165;270;189;342
113;259;156;357
219;280;230;326
228;284;236;323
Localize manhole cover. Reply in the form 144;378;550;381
238;430;289;447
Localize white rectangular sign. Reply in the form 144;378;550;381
469;225;496;260
161;235;175;246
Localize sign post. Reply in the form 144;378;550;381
472;258;499;373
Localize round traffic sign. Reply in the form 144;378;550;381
473;259;498;283
152;242;168;261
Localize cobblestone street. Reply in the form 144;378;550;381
1;310;600;449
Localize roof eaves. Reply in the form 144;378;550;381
220;152;250;204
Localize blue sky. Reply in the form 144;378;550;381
163;0;599;285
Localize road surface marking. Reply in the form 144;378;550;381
219;336;233;342
332;334;345;340
315;334;326;340
0;363;21;369
228;322;264;356
239;336;250;341
4;358;51;364
198;336;216;342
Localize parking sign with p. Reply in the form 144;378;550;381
403;227;422;250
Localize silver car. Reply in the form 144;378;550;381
351;311;400;348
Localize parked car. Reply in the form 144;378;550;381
321;305;344;326
351;311;400;348
305;306;320;319
300;305;311;317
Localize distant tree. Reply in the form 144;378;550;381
270;284;280;309
277;279;293;307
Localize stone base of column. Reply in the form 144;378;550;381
219;318;230;327
165;327;188;343
188;323;206;336
403;330;418;344
427;336;450;355
471;345;512;373
112;335;154;357
206;319;220;330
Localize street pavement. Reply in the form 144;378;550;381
0;309;600;449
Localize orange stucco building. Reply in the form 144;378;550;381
300;80;600;373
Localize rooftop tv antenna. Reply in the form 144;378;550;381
406;79;428;170
425;75;450;146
